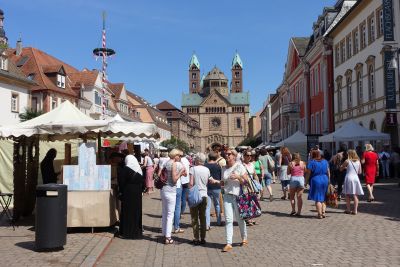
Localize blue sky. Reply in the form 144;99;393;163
2;0;336;114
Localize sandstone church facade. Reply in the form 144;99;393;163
181;53;250;151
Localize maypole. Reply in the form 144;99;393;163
93;11;115;119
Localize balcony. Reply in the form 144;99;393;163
281;103;300;115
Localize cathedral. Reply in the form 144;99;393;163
181;52;250;151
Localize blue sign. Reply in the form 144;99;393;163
383;0;394;42
384;51;396;109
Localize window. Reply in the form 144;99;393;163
346;77;352;108
51;97;57;110
192;82;196;89
368;65;375;100
311;114;314;133
357;71;363;105
235;81;240;88
336;78;343;113
369;120;376;130
376;7;383;37
346;34;352;59
95;91;102;105
340;40;346;63
192;73;197;79
316;112;320;134
31;97;38;112
0;56;8;71
11;93;19;112
57;74;65;88
368;14;375;44
316;65;320;94
335;44;340;66
360;21;367;49
236;118;242;129
321;110;325;131
353;28;359;55
235;71;240;78
310;70;314;97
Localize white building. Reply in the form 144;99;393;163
327;0;400;147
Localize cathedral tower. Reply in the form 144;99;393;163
0;9;8;45
231;51;243;93
189;53;200;94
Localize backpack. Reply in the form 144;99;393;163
381;153;388;161
154;167;168;189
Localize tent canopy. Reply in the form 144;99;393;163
0;100;159;140
276;131;307;160
319;120;390;142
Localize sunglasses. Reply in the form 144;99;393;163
245;154;252;157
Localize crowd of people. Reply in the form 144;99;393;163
109;142;400;252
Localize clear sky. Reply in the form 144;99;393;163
2;0;337;114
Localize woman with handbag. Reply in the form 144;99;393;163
221;148;249;252
306;149;330;219
341;149;364;215
243;151;260;226
161;149;186;245
279;147;292;200
188;153;210;245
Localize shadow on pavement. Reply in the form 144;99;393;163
144;213;161;219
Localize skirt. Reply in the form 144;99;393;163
343;174;364;196
145;166;154;188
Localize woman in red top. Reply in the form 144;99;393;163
361;144;379;202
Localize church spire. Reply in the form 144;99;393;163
189;52;200;70
231;51;243;93
188;52;200;94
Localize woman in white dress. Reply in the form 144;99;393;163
340;149;364;215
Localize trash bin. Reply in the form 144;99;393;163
35;184;67;250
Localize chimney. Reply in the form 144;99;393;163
16;38;22;56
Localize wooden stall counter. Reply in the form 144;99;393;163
67;190;118;227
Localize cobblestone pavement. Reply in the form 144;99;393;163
97;180;400;267
0;216;113;267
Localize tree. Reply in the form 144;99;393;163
19;108;43;122
160;136;190;154
238;136;262;148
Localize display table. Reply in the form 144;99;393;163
67;190;118;227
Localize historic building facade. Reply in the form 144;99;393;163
181;53;250;151
328;0;400;146
156;100;201;151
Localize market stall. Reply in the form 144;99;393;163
0;101;159;227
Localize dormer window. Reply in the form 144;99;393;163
57;74;65;88
0;55;8;71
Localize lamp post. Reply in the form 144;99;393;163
388;48;400;145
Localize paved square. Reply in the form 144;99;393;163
96;182;400;267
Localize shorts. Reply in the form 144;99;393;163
264;173;272;186
281;180;290;190
290;176;305;189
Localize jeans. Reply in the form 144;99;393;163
190;197;207;241
381;160;390;178
173;187;182;230
206;188;221;227
161;186;176;238
181;184;189;214
223;194;247;245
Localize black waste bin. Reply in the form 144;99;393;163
35;184;67;250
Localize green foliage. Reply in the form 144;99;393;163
238;136;262;148
160;136;190;154
0;42;8;52
19;108;44;122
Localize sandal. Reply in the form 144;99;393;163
317;214;324;219
173;228;184;234
351;211;357;215
246;221;254;226
192;239;200;246
290;211;297;216
321;213;326;218
165;237;174;244
344;210;351;214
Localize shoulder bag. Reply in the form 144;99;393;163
188;167;203;208
236;183;262;220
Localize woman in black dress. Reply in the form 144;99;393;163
118;155;143;239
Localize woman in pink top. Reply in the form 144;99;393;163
287;153;306;216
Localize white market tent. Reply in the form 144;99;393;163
319;120;390;142
276;131;307;159
0;101;159;140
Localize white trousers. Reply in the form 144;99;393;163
161;186;176;238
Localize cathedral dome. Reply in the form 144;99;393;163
204;66;228;81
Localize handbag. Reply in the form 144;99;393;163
236;184;262;220
326;184;338;208
243;164;262;193
154;167;168;190
188;167;203;208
